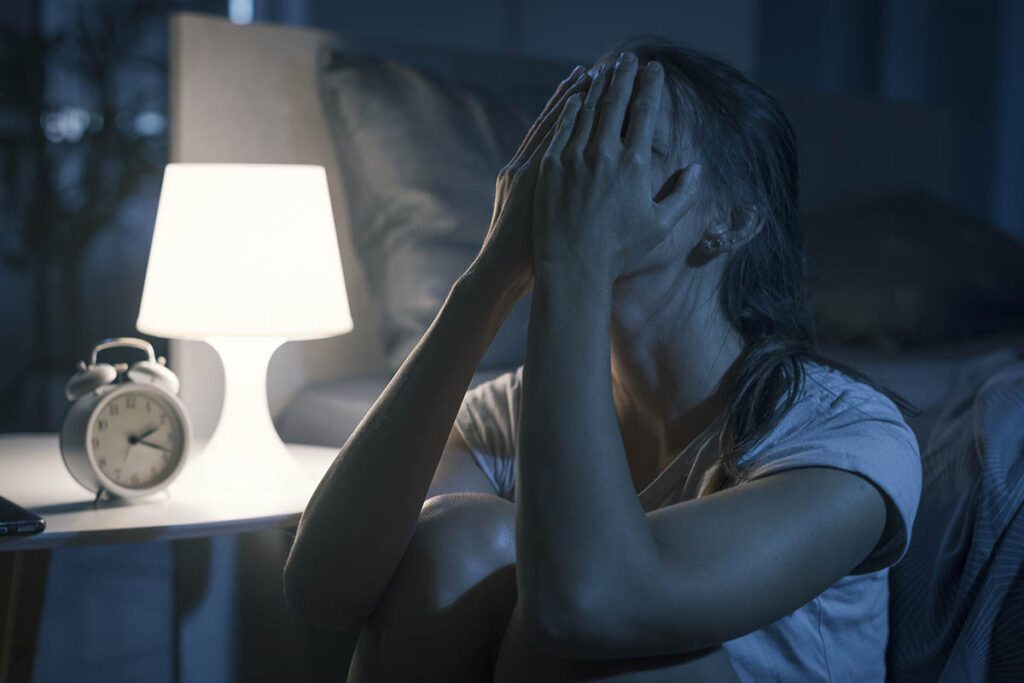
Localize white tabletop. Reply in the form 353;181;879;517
0;433;338;551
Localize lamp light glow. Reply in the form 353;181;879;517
137;163;352;491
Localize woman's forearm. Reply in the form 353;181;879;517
284;265;524;631
516;263;658;638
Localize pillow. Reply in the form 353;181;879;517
319;49;549;370
803;191;1024;352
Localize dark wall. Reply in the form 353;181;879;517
757;0;1024;241
310;0;759;72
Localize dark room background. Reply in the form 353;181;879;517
1;0;1021;681
4;0;1023;437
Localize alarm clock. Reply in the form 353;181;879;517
60;337;192;499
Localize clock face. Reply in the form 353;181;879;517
86;388;187;490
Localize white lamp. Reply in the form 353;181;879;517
137;163;352;490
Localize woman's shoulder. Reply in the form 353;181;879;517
796;358;907;424
736;357;924;573
738;357;918;465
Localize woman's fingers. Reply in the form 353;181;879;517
546;66;585;110
514;66;581;154
524;75;591;161
544;93;582;163
566;65;609;157
516;66;581;155
593;52;640;148
513;66;588;163
623;61;665;156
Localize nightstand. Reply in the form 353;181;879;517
0;433;338;682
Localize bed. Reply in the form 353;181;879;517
167;12;1024;681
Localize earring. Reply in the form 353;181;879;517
702;236;727;252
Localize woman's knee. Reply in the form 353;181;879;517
351;493;518;682
381;492;516;616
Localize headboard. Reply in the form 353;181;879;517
168;12;951;440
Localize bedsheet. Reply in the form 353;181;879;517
887;349;1024;682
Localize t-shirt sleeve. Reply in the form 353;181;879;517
739;385;923;574
453;366;523;500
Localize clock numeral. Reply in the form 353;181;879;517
97;419;108;431
131;473;140;485
109;403;119;416
98;458;106;467
126;396;136;409
91;437;99;449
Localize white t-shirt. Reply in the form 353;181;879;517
454;360;922;682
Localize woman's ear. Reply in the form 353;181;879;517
731;204;764;246
699;205;763;254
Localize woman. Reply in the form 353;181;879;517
284;39;923;682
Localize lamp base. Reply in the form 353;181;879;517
174;434;303;493
171;336;304;493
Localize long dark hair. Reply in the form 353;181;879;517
605;38;920;489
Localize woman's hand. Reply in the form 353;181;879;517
469;66;592;296
532;54;701;283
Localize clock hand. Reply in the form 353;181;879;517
138;440;170;453
129;425;160;445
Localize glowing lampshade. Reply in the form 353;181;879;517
137;163;351;339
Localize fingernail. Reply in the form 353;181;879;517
621;51;636;63
646;60;662;72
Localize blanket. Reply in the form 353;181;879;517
887;348;1024;682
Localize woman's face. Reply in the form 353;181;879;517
648;99;689;203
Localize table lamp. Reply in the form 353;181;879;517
137;163;352;490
